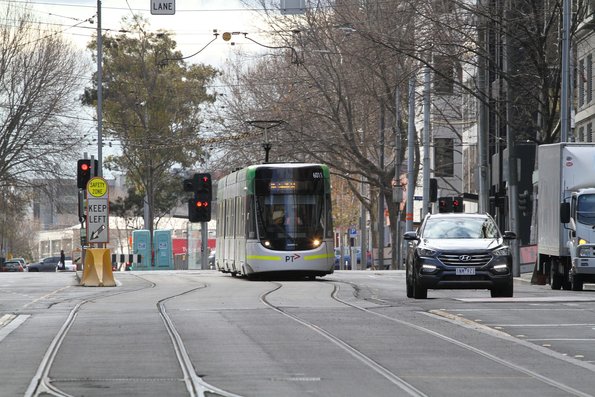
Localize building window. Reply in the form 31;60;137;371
588;123;593;142
578;126;585;142
434;55;454;95
434;138;454;177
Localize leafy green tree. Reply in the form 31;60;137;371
83;16;219;243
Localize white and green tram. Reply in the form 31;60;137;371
215;163;335;278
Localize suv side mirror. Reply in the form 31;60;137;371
403;231;419;241
502;231;516;239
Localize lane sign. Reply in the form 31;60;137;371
86;176;109;244
151;0;175;15
87;198;109;243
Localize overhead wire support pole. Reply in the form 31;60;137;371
561;0;571;142
406;77;416;232
96;0;103;177
422;66;431;217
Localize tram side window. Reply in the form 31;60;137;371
247;197;256;238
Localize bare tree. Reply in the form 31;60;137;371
0;4;89;257
0;4;89;188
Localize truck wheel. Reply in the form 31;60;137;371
550;271;562;290
571;275;584;291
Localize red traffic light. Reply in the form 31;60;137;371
195;201;209;207
80;163;90;171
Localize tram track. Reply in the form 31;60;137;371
22;273;242;397
260;280;594;397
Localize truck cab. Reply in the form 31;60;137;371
562;188;595;290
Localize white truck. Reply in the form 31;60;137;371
538;142;595;291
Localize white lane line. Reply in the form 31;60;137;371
458;296;595;303
0;314;31;342
526;339;595;342
23;286;71;308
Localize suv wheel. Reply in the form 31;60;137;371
491;281;513;298
406;266;413;298
412;270;427;299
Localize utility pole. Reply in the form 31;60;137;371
422;66;431;217
478;1;489;213
96;0;103;177
503;2;520;277
360;128;367;271
406;77;416;232
394;85;403;270
377;105;385;270
561;0;571;142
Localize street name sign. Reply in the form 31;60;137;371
151;0;175;15
86;177;109;244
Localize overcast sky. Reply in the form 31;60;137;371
24;0;272;67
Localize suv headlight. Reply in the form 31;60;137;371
416;247;437;257
492;246;511;256
578;238;589;245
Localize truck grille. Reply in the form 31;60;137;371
438;253;492;267
577;245;595;258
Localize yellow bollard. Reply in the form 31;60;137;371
81;248;116;287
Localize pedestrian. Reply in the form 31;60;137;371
59;249;65;271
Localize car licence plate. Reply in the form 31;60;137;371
456;267;476;275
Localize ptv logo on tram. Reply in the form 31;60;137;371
285;254;301;262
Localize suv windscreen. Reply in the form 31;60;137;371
422;217;500;239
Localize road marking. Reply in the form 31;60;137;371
23;286;71;308
526;338;595;342
0;314;30;342
457;296;595;303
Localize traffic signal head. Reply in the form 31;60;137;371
193;173;212;199
185;173;212;222
429;178;438;203
77;159;98;189
518;190;530;213
188;196;211;222
438;197;453;213
452;197;464;213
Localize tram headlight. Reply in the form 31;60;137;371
312;239;321;248
263;240;271;248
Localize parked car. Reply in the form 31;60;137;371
11;257;27;268
404;212;516;299
0;259;24;272
28;256;72;272
57;259;76;272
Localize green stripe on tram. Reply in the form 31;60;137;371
304;254;334;260
247;255;282;261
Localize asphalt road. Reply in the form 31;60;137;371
1;270;595;397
